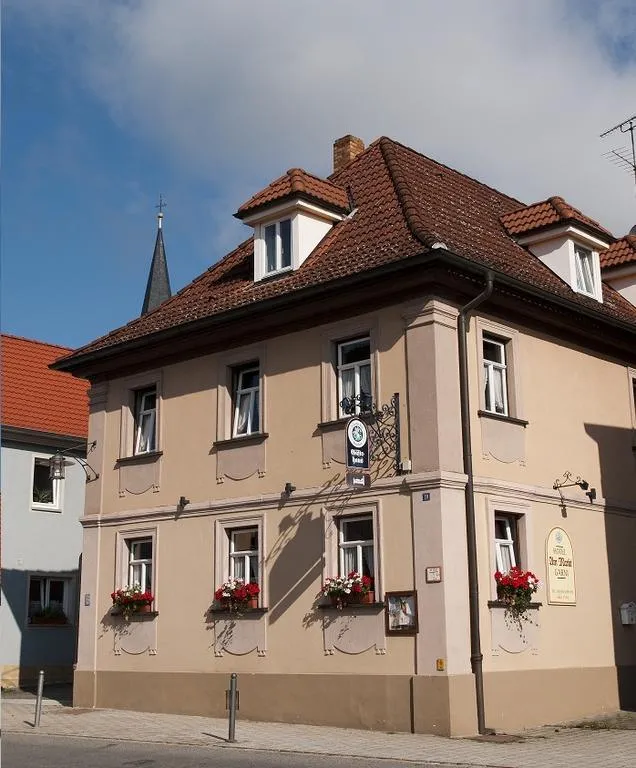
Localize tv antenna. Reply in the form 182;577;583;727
600;114;636;188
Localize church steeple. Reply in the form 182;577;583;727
141;195;172;316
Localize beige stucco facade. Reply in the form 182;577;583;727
73;295;636;735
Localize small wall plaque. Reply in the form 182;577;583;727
425;566;442;583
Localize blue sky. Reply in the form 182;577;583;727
3;1;636;350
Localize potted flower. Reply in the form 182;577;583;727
494;567;539;629
30;607;68;625
347;571;375;604
318;575;353;609
111;584;154;618
214;578;260;611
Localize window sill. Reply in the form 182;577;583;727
318;602;385;611
111;610;159;621
213;433;269;449
208;606;269;615
316;418;349;431
31;505;62;514
478;410;529;427
488;600;542;610
116;451;163;465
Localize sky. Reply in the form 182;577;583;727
3;0;636;350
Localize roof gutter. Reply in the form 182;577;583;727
457;269;494;736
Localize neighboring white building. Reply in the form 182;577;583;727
1;334;89;687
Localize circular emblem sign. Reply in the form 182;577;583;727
347;419;368;448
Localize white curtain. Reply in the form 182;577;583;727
236;393;251;435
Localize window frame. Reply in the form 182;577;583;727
127;537;154;592
337;336;372;417
319;317;380;425
216;345;267;443
26;573;73;625
215;514;265;607
323;501;382;599
338;514;375;578
31;453;63;512
119;371;162;460
116;528;158;603
263;218;292;275
133;386;158;455
482;335;509;417
228;526;259;583
232;363;261;438
475;319;523;421
494;514;519;573
574;245;598;297
487;499;532;601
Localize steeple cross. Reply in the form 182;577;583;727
156;194;167;215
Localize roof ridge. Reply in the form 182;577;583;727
376;136;526;209
1;333;73;353
379;137;439;248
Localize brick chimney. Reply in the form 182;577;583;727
333;135;365;174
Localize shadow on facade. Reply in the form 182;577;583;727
1;567;79;688
585;423;636;710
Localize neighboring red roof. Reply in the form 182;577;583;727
57;137;636;369
601;235;636;270
1;334;89;438
236;167;349;218
500;196;613;240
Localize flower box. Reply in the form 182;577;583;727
319;572;374;609
494;567;539;630
214;579;260;611
111;585;154;618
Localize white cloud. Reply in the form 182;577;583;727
10;0;636;235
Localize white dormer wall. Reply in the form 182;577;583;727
604;264;636;307
517;225;608;303
243;199;345;283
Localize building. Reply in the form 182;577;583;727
1;335;89;687
54;136;636;735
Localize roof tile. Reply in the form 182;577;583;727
57;137;636;368
500;197;613;240
236;168;349;218
601;235;636;270
1;335;89;438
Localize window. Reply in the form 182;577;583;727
232;364;260;436
264;219;292;274
337;337;371;416
494;514;519;573
32;456;61;510
229;527;259;582
128;538;153;591
28;576;69;622
574;246;597;296
483;336;508;416
134;387;157;454
339;515;374;577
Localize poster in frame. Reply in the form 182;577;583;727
384;590;418;635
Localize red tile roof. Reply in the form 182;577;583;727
57;137;636;369
236;167;349;218
1;334;89;438
500;197;613;240
601;235;636;270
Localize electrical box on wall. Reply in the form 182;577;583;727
620;602;636;625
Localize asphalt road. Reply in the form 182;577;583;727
3;733;475;768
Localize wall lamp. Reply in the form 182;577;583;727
283;482;296;497
49;440;99;482
553;471;596;505
177;496;190;513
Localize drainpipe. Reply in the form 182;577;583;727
457;271;494;735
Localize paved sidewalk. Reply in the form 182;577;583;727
3;696;636;768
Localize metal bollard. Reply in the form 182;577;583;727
34;670;45;727
226;672;239;743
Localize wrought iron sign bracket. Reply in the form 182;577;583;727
340;392;403;475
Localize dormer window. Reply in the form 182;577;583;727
575;246;597;296
265;219;292;274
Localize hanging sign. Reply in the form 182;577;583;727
546;527;576;605
345;417;370;471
